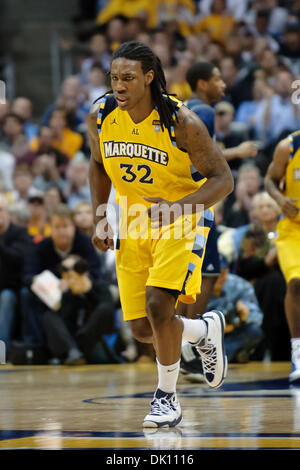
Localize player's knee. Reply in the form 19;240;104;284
146;287;173;326
288;278;300;298
129;318;153;343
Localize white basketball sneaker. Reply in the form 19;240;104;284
289;345;300;383
194;310;227;388
143;389;182;428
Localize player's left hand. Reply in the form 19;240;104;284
143;196;176;227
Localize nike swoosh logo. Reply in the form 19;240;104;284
167;368;177;372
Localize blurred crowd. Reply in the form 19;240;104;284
0;0;298;365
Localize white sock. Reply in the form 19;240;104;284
179;316;207;344
291;338;300;355
156;358;180;394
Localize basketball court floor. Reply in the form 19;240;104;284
0;361;300;451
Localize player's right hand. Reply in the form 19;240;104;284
92;218;114;251
279;197;299;219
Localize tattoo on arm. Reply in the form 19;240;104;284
175;106;229;179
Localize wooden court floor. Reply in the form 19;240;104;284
0;361;300;451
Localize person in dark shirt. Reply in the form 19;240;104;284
0;195;32;346
21;203;102;345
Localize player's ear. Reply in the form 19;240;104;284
145;69;154;86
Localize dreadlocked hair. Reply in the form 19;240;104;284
94;41;177;131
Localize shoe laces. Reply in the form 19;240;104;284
196;340;217;375
149;396;176;416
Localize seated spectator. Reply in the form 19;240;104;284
0;195;32;347
43;185;66;217
7;165;40;209
245;0;289;37
31;108;83;160
236;191;290;360
41;76;89;130
207;256;264;363
19;126;69;173
223;163;262;228
31;153;68;194
72;201;93;237
219;55;254;109
43;254;115;365
64;159;91;209
235;76;270;130
11;97;38;141
194;0;235;45
1;113;28;159
85;63;109;105
199;0;248;22
169;58;193;101
214;101;258;177
27;192;51;243
80;31;111;84
20;204;103;345
253;70;300;145
257;48;280;88
247;7;280;52
96;3;157;31
279;23;300;61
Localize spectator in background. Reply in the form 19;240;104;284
65;159;91;209
8;165;40;209
31;107;83;159
219;55;253;109
43;185;65;217
31;152;68;194
0;195;32;347
253;70;300;145
72;201;93;237
247;8;280;52
206;256;264;363
235;76;270;131
257;48;280;88
194;0;235;45
19;126;69;173
1;113;28;159
11;97;38;141
27;192;51;243
20;204;102;345
236;192;290;360
223;162;261;228
43;254;115;365
245;0;289;37
85;63;109;105
198;0;249;21
279;23;300;62
214;101;258;176
80;31;111;85
105;16;127;50
41;76;89;130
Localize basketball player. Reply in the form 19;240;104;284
265;131;300;383
179;62;258;382
88;41;233;428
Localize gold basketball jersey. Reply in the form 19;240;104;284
278;130;300;230
97;94;206;211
